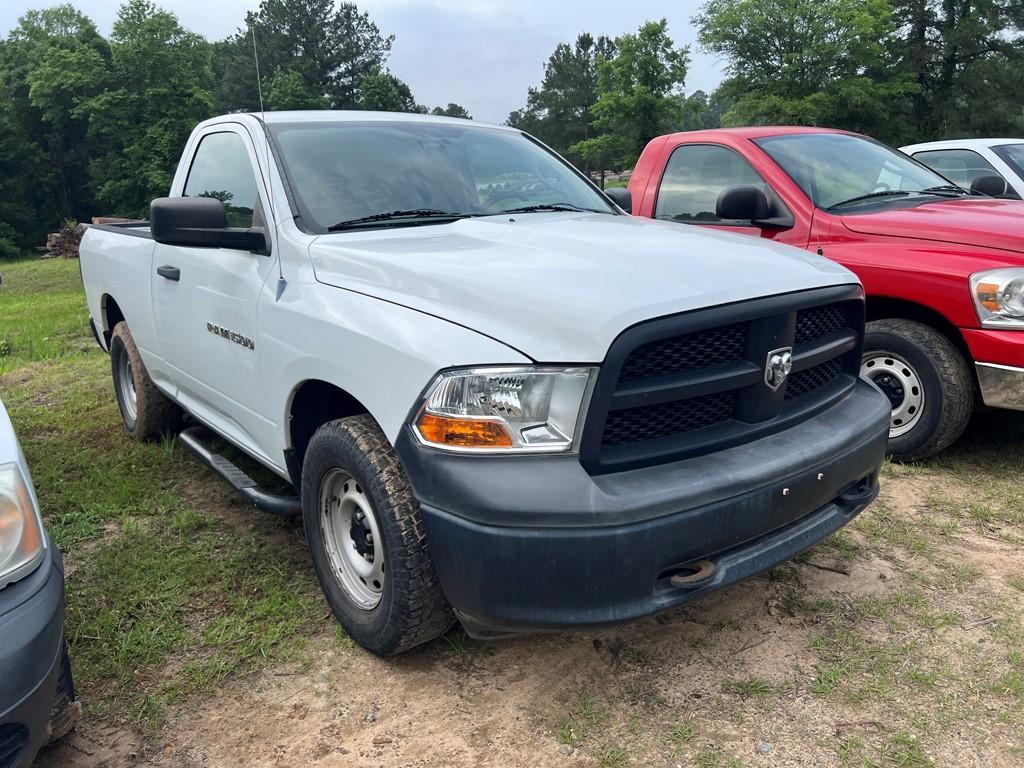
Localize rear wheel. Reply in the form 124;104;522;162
109;322;182;441
861;319;972;460
301;415;453;656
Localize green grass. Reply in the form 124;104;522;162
0;259;331;729
0;259;92;374
556;688;607;746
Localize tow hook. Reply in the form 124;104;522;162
668;559;716;587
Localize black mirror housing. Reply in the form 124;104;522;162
971;173;1008;197
150;197;267;253
605;187;632;214
716;185;771;221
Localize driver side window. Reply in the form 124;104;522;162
655;144;767;224
184;132;261;228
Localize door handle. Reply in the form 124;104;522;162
157;265;180;281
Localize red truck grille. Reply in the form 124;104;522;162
580;286;865;474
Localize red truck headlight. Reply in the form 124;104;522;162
971;269;1024;328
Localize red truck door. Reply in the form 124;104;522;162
632;140;813;249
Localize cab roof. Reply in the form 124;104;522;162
660;126;855;142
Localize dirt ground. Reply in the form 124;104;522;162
35;466;1024;768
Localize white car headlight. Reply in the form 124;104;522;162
413;367;596;452
0;462;45;590
971;268;1024;328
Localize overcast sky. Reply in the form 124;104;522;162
0;0;724;124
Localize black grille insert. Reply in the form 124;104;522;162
618;323;747;382
0;724;27;768
602;392;736;446
795;304;846;345
784;358;843;401
581;287;865;474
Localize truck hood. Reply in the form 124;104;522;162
841;198;1024;254
308;212;856;361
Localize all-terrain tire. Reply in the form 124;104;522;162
301;415;453;656
109;322;182;441
862;319;973;461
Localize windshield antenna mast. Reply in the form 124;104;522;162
251;25;286;301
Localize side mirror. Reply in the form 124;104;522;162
605;187;632;214
716;185;771;221
150;197;267;253
971;173;1008;197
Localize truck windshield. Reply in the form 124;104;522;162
268;121;615;232
754;133;964;211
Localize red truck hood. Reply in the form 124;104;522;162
841;198;1024;254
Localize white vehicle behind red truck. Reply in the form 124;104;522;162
79;111;890;655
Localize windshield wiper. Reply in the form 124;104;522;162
826;190;912;210
328;208;470;231
921;185;969;196
494;203;605;214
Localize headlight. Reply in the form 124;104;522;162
0;462;45;590
971;268;1024;328
413;367;596;452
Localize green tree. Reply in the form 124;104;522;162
264;67;327;110
216;0;393;112
431;103;472;119
357;71;423;112
0;5;111;246
695;0;914;140
891;0;1024;141
506;33;615;172
573;20;689;169
85;0;215;215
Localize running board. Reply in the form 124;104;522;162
178;426;301;516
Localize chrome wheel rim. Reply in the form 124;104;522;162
119;353;137;422
319;470;384;609
861;352;924;438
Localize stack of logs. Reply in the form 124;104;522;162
39;217;133;259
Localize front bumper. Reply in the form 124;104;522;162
397;378;890;637
976;362;1024;411
0;540;66;768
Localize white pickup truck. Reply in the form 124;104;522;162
80;111;891;655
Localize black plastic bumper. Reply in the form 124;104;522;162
397;379;890;636
0;541;66;768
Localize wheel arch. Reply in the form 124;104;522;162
100;293;125;347
286;379;372;485
865;295;973;364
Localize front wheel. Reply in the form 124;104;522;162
301;415;453;656
861;319;973;461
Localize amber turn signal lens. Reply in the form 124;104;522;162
976;282;1001;311
417;413;514;448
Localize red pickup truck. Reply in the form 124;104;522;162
621;126;1024;459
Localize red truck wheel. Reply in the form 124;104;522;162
861;319;973;460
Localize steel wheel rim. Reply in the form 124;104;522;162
319;469;384;610
119;353;137;422
860;351;924;438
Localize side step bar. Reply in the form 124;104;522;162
178;426;302;516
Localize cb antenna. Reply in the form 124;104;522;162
251;25;286;300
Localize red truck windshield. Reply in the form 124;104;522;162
268;120;614;232
754;133;960;211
